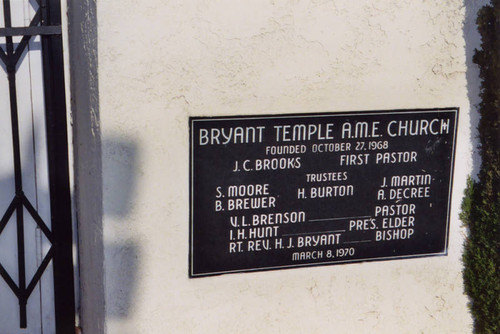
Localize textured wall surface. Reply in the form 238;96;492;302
88;1;487;333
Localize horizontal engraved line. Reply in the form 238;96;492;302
343;240;372;244
282;229;345;237
309;215;371;222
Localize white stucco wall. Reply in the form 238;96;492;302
81;1;487;333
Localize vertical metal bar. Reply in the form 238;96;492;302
3;0;22;195
3;0;12;27
40;0;76;332
6;68;22;193
15;195;27;329
8;53;28;330
3;0;28;328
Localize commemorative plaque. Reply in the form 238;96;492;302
189;108;458;277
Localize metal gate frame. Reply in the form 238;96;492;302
0;0;75;332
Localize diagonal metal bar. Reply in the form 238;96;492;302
0;47;7;66
22;194;53;243
13;9;41;65
25;246;54;299
0;262;21;299
0;196;17;235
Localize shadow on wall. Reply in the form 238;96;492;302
102;137;141;318
105;240;140;318
103;138;139;217
74;133;142;325
464;0;487;178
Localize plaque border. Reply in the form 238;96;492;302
189;107;459;278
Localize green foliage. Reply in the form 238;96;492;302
461;178;500;333
462;1;500;332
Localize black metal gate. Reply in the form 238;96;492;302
0;0;75;332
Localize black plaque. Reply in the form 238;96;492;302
190;108;458;277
